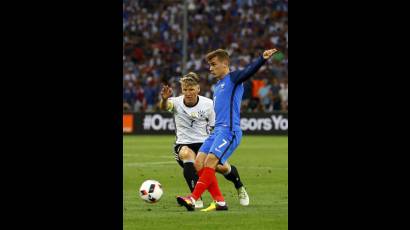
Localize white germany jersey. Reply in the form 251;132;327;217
167;95;215;144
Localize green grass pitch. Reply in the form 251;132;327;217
124;135;288;230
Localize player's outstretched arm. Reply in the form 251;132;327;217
159;84;173;111
231;48;279;84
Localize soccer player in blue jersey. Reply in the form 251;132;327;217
176;48;278;211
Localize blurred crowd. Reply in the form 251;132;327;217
123;0;288;113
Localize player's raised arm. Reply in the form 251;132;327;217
159;84;174;111
231;48;279;84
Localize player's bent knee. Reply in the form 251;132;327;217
179;146;195;161
194;159;203;172
204;154;219;168
216;164;229;174
194;152;206;170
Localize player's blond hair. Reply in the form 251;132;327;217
206;49;230;63
179;72;200;87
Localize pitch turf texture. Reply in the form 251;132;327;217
124;135;288;230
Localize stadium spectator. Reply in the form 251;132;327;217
123;0;288;112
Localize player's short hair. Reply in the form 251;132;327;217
179;72;200;86
206;49;230;63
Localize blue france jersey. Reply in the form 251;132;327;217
213;56;267;131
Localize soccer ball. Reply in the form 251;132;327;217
139;180;163;203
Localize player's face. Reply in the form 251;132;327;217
181;84;200;105
208;57;227;78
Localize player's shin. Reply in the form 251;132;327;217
183;160;198;192
191;167;215;200
223;164;243;189
207;176;225;202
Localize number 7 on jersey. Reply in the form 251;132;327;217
218;139;228;149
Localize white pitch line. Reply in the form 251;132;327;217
125;161;175;167
123;154;172;159
244;167;288;170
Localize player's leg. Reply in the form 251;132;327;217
198;131;236;211
190;131;227;204
187;143;207;208
199;153;228;211
216;162;244;189
178;144;206;208
176;134;214;211
201;130;243;211
194;152;207;176
216;162;249;206
189;154;221;209
178;146;198;193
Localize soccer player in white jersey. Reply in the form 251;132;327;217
159;72;249;209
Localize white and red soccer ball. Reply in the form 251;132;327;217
139;180;163;203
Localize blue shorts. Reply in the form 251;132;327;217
198;129;242;164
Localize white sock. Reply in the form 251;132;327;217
216;201;226;206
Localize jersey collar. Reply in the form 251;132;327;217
183;96;199;108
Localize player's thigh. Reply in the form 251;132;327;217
203;153;220;169
194;152;207;171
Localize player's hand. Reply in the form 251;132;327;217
263;48;279;59
160;84;173;100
